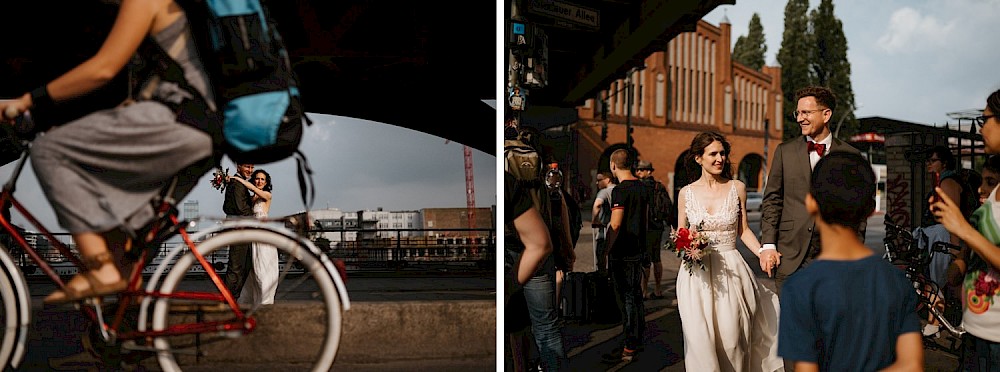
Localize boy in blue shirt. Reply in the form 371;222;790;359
778;152;923;371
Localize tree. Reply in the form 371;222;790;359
776;0;813;140
732;13;767;71
810;0;857;139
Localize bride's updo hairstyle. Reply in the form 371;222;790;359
687;131;733;180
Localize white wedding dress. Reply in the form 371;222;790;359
239;200;279;305
676;183;782;372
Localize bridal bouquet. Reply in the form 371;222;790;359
668;221;714;275
209;167;229;192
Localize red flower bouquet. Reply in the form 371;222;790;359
668;221;713;275
209;167;229;192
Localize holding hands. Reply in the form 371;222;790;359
759;249;781;278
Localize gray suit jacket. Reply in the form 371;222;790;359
760;136;867;277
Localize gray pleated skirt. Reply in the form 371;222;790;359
30;101;214;234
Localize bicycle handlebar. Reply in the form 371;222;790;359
931;241;960;254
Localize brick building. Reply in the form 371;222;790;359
572;16;783;201
421;207;495;236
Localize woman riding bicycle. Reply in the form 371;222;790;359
0;0;216;304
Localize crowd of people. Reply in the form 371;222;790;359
505;85;1000;371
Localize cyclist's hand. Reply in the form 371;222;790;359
1;104;17;124
1;94;29;124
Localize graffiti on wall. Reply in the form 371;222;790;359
886;173;910;227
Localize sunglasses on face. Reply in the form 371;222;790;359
976;114;997;129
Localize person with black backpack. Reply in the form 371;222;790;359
503;126;569;371
1;0;217;304
504;170;556;372
636;160;674;300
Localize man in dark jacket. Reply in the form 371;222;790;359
223;162;256;298
636;160;673;299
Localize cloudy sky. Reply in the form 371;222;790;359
1;106;497;231
704;0;1000;125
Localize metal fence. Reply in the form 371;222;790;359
6;227;496;277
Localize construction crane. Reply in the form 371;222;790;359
463;145;476;231
446;139;476;231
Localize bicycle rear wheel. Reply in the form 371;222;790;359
150;229;343;371
0;246;28;369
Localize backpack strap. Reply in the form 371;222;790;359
294;150;316;210
136;32;225;159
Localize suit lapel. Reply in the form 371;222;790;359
794;138;811;176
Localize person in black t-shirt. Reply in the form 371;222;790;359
602;149;649;363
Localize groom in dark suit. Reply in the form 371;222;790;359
223;162;256;298
759;86;866;294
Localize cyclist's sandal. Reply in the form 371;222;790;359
44;252;128;305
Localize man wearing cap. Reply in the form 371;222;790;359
636;160;673;300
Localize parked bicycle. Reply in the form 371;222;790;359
883;222;964;357
0;140;350;370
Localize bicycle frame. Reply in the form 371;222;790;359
0;147;251;344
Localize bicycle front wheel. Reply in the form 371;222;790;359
151;228;343;371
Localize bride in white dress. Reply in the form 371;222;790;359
675;132;782;372
231;169;279;305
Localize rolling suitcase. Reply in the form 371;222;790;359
585;271;621;324
560;271;590;321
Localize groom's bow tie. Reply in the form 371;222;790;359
807;141;826;156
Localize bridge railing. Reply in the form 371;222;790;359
310;227;496;270
7;227;496;276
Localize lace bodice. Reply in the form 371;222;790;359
252;199;268;219
684;183;740;252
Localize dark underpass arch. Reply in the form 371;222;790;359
0;0;496;155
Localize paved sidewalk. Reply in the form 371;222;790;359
545;213;961;371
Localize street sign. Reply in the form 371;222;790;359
525;0;600;29
512;22;526;35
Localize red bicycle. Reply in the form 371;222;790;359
0;137;349;370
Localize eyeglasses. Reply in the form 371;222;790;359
975;114;997;129
794;108;828;118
